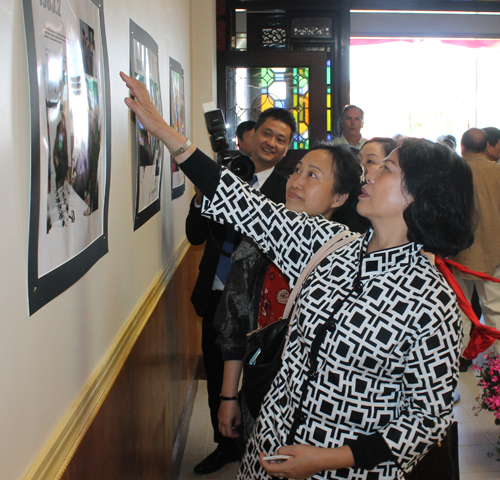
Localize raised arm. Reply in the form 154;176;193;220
122;71;347;284
121;72;195;163
200;168;348;287
122;71;221;200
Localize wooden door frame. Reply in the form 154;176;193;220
217;51;328;145
217;51;328;173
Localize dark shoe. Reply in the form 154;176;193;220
193;445;240;475
459;357;473;373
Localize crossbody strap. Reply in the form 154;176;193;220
284;233;364;445
280;229;361;361
282;229;361;320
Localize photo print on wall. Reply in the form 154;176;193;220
130;20;164;230
169;57;186;200
23;0;111;315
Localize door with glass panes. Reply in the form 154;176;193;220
216;9;346;174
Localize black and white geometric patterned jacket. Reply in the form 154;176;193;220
183;150;462;480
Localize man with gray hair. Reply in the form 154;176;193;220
331;105;366;149
452;127;500;367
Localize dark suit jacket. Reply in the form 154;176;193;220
186;168;287;317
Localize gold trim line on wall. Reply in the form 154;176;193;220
22;239;191;480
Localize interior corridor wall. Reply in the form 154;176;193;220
0;0;215;478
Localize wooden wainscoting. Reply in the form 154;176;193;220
57;243;204;480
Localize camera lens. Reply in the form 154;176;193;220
231;157;254;182
217;151;255;182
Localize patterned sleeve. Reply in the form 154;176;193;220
214;240;263;359
380;286;462;472
201;168;347;287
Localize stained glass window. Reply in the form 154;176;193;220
225;67;309;149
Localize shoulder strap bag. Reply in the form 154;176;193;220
242;229;361;418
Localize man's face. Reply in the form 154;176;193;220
251;118;292;171
341;107;364;137
486;141;500;162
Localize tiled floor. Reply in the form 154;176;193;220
179;380;240;480
179;361;500;479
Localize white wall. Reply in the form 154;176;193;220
191;0;218;158
0;0;215;478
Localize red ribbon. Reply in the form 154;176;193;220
434;257;500;360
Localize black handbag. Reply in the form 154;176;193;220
241;230;360;419
404;421;459;480
242;317;289;418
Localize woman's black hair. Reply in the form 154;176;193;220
310;142;371;233
398;138;476;257
362;137;397;157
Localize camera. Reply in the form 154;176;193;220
204;109;229;152
204;109;255;182
216;150;255;182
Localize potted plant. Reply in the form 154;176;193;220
473;352;500;461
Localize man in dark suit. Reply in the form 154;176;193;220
186;108;296;474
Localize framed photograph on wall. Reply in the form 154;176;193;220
23;0;111;315
130;20;164;230
169;57;186;200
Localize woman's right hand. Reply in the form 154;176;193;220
120;72;169;140
218;400;242;438
120;72;195;161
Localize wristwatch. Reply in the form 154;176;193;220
170;139;191;158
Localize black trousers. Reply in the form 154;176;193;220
201;290;238;448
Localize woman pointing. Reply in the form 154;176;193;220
121;72;475;480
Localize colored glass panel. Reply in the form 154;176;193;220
225;66;310;149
